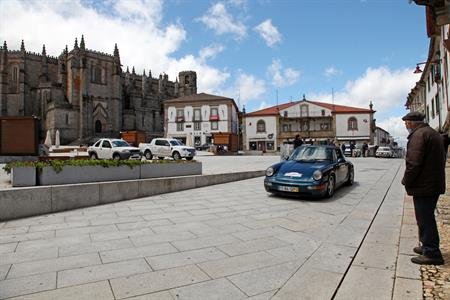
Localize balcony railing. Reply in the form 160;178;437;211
176;116;184;123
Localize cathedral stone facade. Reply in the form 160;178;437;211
0;36;197;144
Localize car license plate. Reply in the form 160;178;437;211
278;185;299;192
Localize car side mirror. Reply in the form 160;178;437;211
338;158;345;163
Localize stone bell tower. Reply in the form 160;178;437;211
178;71;197;97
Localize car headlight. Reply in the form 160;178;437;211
313;170;322;181
266;167;275;177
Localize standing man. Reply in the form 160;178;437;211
293;134;303;149
401;111;445;265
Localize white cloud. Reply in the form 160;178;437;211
324;66;341;77
310;66;416;113
199;44;225;61
254;19;282;47
267;59;300;87
166;55;230;94
228;0;248;8
309;66;416;146
258;101;270;110
377;116;409;147
197;2;246;40
0;0;232;95
113;0;163;23
236;73;266;103
221;72;266;106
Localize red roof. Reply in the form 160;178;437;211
245;99;373;117
244;101;301;116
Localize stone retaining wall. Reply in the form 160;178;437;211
0;170;265;221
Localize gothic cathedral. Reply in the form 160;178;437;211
0;36;197;144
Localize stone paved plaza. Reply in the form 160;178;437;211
0;157;422;299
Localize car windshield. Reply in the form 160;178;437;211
289;146;333;161
170;140;184;146
111;140;131;147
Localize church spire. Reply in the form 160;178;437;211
132;66;135;75
2;41;7;51
20;40;25;52
74;37;79;50
80;35;85;50
114;43;119;57
41;44;46;57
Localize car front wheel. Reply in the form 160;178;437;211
113;153;121;160
89;152;98;160
325;174;335;198
345;168;354;186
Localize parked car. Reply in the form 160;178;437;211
264;145;354;198
87;138;142;160
375;146;395;158
195;143;212;151
343;144;361;157
139;138;196;160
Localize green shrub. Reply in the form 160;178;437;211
3;158;196;174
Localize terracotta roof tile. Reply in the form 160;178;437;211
164;92;233;102
245;100;373;116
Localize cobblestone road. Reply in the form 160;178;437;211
0;157;413;299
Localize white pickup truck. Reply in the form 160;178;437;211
139;138;196;160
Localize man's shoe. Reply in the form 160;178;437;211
413;246;423;255
411;255;444;265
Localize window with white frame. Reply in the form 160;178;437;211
300;105;308;117
211;121;218;130
176;122;183;131
176;109;184;122
193;109;201;121
194;122;201;131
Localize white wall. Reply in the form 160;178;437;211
281;102;332;118
166;102;237;144
244;116;277;150
425;68;441;130
335;113;371;139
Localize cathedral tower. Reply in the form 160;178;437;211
178;71;197;97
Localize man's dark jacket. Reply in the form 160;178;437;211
402;123;445;196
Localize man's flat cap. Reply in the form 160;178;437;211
402;111;425;121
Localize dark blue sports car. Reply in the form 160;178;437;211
264;145;354;198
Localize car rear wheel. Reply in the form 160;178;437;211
172;152;181;160
325;174;335;198
186;157;193;161
158;157;165;160
113;153;121;160
345;168;354;186
144;150;153;160
89;153;98;160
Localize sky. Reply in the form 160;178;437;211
0;0;430;146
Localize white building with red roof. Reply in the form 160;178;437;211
243;96;376;152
